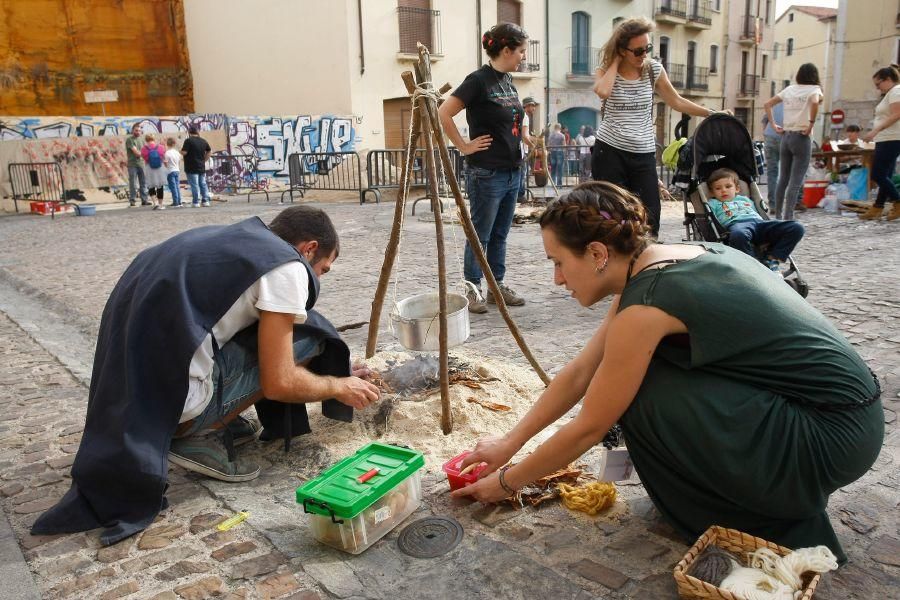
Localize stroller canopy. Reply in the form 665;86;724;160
690;113;757;183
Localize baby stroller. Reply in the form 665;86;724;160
676;114;809;298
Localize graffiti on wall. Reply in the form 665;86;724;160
228;116;357;177
0;114;358;195
0;115;227;141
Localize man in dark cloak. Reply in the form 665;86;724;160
31;205;380;545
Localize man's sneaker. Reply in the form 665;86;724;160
487;282;525;306
228;416;262;446
465;286;488;314
168;433;260;482
157;204;166;211
201;200;211;207
191;203;200;208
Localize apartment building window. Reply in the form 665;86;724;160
498;0;521;25
772;42;779;60
659;36;670;71
788;12;794;22
571;12;591;75
714;0;721;11
770;80;776;97
787;38;794;56
398;0;437;54
765;0;772;23
761;55;768;78
710;44;718;74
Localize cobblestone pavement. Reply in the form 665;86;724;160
0;195;898;599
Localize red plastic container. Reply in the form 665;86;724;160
802;180;829;208
442;451;488;491
30;201;62;215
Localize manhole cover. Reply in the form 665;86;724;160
397;516;464;558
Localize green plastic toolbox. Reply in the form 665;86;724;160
296;442;425;554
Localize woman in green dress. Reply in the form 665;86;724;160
452;181;883;563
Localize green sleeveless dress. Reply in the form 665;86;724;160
617;243;883;563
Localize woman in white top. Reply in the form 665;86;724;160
860;65;900;221
763;63;824;220
592;17;721;237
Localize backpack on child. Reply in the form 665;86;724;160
147;145;163;169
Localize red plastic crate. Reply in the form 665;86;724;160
442;451;488;491
30;201;63;215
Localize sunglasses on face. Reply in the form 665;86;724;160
624;44;653;57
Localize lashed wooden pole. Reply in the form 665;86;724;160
414;44;550;385
412;61;453;434
365;106;422;358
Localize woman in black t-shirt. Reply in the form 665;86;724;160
439;23;528;314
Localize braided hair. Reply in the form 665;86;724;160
539;181;653;256
482;23;528;59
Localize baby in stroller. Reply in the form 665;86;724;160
707;168;805;271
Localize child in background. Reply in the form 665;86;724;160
164;138;183;207
707;168;805;271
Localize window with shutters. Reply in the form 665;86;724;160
498;0;522;25
398;0;441;55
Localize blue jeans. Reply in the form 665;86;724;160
727;219;805;262
464;165;521;286
183;331;323;436
167;172;182;205
127;165;148;204
871;140;900;207
187;172;210;204
549;151;564;186
775;131;812;220
764;135;781;208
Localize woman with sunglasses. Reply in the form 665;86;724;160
592;17;719;237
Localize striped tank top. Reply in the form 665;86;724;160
597;59;662;154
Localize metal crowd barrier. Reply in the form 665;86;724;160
366;147;465;214
282;152;379;205
7;162;66;213
205;153;270;202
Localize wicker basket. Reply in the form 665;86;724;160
673;525;820;600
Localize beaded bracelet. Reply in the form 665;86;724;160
498;465;516;495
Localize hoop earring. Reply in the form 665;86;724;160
595;258;608;274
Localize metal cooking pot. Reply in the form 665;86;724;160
390;287;471;352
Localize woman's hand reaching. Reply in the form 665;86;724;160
455;436;519;477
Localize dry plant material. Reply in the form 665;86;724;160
368;370;393;393
466;396;512;412
502;463;586;510
556;481;617;515
460;381;482;389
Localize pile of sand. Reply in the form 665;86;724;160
297;349;546;468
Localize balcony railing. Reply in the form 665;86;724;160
740;73;760;96
398;6;442;55
667;63;686;88
688;1;712;25
568;46;600;77
687;65;709;90
516;39;542;73
656;0;687;19
740;15;760;44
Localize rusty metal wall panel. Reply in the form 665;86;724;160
0;0;193;116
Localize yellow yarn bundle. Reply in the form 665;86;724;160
556;481;617;515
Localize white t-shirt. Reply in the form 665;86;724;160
520;113;531;159
874;84;900;142
164;148;182;173
776;84;823;131
180;261;310;423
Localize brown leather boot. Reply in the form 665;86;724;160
859;205;884;220
887;203;900;221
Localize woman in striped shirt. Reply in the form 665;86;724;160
593;18;721;236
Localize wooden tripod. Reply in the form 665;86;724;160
365;44;550;435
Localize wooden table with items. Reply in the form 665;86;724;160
812;148;875;193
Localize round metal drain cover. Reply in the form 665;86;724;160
397;516;464;558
